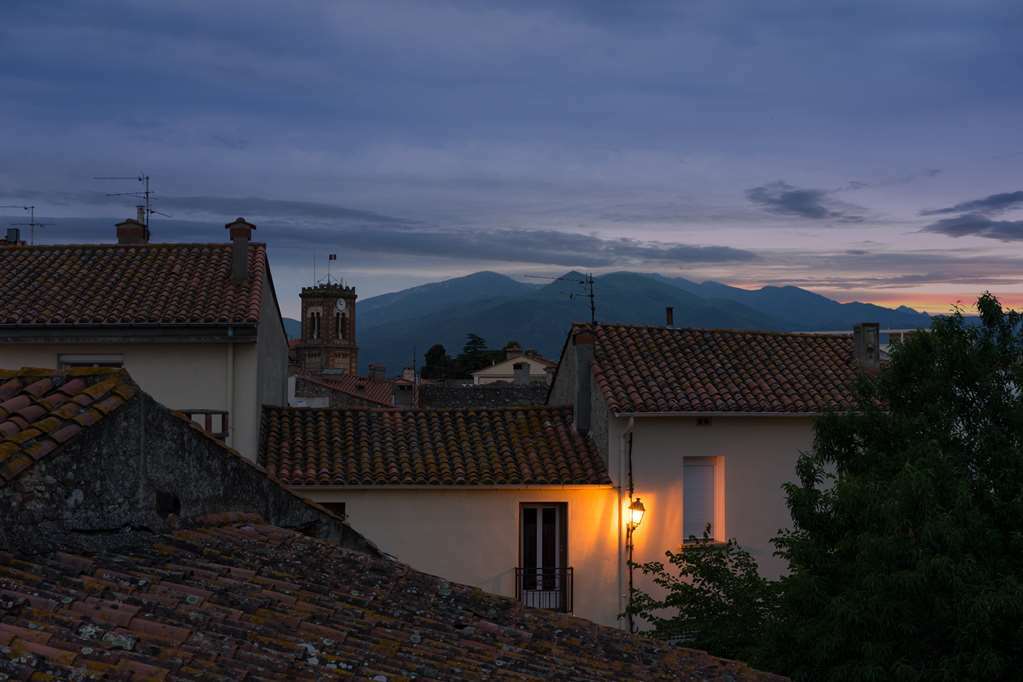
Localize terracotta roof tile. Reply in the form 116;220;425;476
575;323;862;414
295;370;396;407
0;242;267;326
0;521;784;680
260;405;610;486
0;368;136;487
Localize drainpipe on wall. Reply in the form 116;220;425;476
226;336;235;448
618;416;635;630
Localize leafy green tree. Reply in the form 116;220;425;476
422;344;451;380
771;293;1023;681
627;532;778;666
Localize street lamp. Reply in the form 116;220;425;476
628;498;646;529
625;497;646;633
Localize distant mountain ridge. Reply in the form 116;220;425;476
283;270;931;375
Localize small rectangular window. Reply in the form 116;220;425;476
58;354;124;368
683;457;719;542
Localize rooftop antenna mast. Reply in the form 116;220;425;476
524;272;596;323
1;205;51;245
93;173;171;233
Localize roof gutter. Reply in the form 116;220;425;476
289;483;615;492
614;410;824;418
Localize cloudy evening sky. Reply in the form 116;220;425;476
1;0;1021;316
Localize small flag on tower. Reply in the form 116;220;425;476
328;254;337;261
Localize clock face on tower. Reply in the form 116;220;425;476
335;298;347;313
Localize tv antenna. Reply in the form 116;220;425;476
1;205;51;245
93;173;171;231
524;272;597;323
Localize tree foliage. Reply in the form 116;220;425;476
772;293;1023;681
627;532;778;665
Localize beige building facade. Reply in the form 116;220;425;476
0;218;288;459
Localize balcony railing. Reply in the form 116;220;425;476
178;409;229;441
515;567;573;613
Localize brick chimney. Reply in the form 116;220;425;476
573;329;594;435
368;363;386;381
853;322;881;370
513;361;530;385
666;306;674;327
3;228;23;246
116;218;149;245
225;217;255;282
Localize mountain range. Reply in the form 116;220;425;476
283;271;931;375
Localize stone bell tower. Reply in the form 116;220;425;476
294;282;358;374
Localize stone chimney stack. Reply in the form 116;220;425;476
666;306;674;327
853;322;881;370
573;329;594;435
226;217;255;282
368;363;386;381
505;342;523;361
116;218;149;245
4;228;22;245
513;361;530;385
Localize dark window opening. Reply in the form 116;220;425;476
155;491;181;519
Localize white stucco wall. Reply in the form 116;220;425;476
300;486;625;627
473;356;552;385
608;415;814;596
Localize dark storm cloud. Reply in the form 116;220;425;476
41;216;756;268
920;190;1023;216
746;181;865;223
922;213;1023;241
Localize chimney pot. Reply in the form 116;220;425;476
853;322;881;370
136;205;146;224
666;306;674;327
368;363;386;381
226;217;255;282
4;227;21;244
116;218;149;245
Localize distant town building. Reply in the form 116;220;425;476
472;343;555;385
0;217;288;459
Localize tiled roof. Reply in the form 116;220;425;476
579;323;860;414
420;383;549;409
0;368;136;485
0;243;266;326
260;405;610;486
296;371;395;407
0;517;784;681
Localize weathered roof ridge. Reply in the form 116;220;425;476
0;519;786;680
0;367;138;487
0;241;268;250
572;320;856;338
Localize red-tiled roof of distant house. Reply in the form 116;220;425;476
0;243;266;326
260;405;610;486
0;516;786;681
570;322;861;414
294;370;395;408
0;368;137;485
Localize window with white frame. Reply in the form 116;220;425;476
683;456;720;543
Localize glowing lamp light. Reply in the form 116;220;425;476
628;498;646;529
